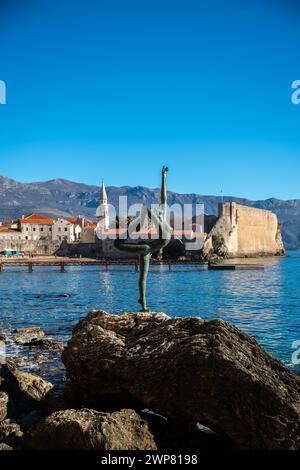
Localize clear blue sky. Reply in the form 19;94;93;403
0;0;300;200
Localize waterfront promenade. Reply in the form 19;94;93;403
0;255;205;272
0;255;272;272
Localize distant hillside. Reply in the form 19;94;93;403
0;175;300;250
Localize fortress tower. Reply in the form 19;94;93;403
96;180;109;231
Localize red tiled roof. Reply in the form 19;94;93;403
19;214;54;225
67;217;95;226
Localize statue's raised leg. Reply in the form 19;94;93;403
138;253;151;312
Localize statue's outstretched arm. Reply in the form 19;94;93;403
161;166;168;222
161;166;168;206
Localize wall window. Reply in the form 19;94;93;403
40;227;44;232
65;227;68;231
58;227;61;232
33;227;36;231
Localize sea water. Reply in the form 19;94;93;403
0;252;299;376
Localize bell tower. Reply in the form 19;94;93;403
96;180;109;231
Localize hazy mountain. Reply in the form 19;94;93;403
0;176;300;249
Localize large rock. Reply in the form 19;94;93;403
23;408;157;450
0;360;53;414
63;310;300;450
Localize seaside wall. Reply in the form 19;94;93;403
0;238;61;255
55;241;103;258
55;239;135;259
202;202;285;259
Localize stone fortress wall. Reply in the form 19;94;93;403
202;202;285;259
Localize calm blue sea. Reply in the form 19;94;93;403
1;253;300;373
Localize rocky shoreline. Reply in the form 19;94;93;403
0;311;299;450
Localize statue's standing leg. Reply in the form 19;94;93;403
138;253;151;312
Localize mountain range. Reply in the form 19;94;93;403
1;175;300;250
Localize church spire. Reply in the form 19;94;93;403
96;178;110;232
100;179;108;204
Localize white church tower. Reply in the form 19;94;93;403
96;180;109;232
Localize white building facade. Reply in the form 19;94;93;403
52;218;75;242
19;214;54;241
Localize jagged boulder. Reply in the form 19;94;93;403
0;360;53;414
23;408;157;450
63;310;300;450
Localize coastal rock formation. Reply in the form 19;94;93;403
0;360;53;414
22;338;65;351
63;310;300;450
0;421;23;447
0;443;13;450
10;355;49;368
23;408;157;450
0;392;8;421
12;327;45;345
40;387;70;415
